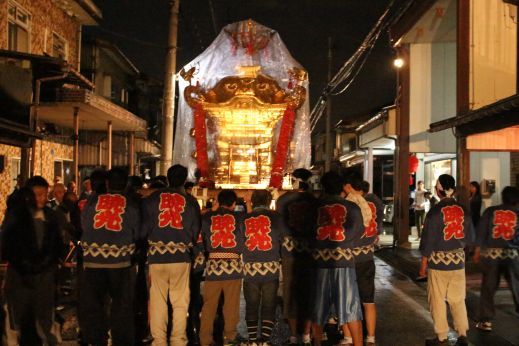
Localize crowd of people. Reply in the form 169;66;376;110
0;165;518;346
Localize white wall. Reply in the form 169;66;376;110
409;42;456;153
470;0;517;109
470;152;511;208
467;0;515;209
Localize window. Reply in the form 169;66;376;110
54;160;63;181
103;75;112;98
424;159;455;193
120;88;129;104
7;2;30;53
10;158;20;192
53;160;73;186
52;32;68;61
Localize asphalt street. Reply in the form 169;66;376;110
55;254;519;345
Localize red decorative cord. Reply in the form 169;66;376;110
269;105;296;188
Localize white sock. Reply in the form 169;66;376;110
366;335;376;343
341;337;353;344
302;334;311;343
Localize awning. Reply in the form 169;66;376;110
339;150;365;167
0;50;94;90
356;106;396;149
429;93;519;136
37;89;147;133
0;118;41;147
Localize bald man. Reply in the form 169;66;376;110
48;183;66;210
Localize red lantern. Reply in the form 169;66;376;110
409;155;419;174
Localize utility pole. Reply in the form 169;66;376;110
324;37;333;172
161;0;180;175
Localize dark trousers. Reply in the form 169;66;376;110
415;209;426;237
479;258;519;322
243;280;279;341
79;266;136;346
4;267;58;345
135;260;150;342
188;271;204;344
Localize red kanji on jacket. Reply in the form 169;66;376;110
158;193;186;229
364;202;378;238
316;204;347;241
245;215;273;251
492;210;517;241
288;200;312;232
441;205;465;240
210;214;237;248
94;194;126;232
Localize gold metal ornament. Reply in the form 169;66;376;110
185;65;307;188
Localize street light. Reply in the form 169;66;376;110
393;57;404;69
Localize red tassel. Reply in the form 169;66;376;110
193;103;209;178
269;106;297;188
247;38;254;55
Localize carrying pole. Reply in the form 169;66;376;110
325;37;333;172
160;0;180;175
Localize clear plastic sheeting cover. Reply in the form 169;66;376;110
173;20;311;182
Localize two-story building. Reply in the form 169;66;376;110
76;35;161;179
0;0;102;220
390;0;519;246
0;0;160;221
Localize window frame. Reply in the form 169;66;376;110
7;1;31;53
52;31;68;61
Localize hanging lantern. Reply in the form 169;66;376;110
409;155;419;174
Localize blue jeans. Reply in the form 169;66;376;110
313;267;363;326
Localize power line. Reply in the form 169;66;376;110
310;0;416;132
94;26;174;49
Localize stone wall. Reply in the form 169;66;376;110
0;144;21;223
0;0;80;67
32;139;73;183
0;139;72;223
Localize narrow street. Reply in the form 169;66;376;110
1;0;519;345
375;250;519;346
54;254;519;345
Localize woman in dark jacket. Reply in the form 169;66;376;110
470;181;483;228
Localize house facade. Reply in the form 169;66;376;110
0;0;160;222
390;0;518;246
0;0;101;221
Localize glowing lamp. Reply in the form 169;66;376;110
393;58;404;69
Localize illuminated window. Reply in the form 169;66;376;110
52;32;68;61
7;1;30;53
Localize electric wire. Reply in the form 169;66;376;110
310;0;416;132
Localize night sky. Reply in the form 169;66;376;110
87;0;398;132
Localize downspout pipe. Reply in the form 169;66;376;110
30;72;69;176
